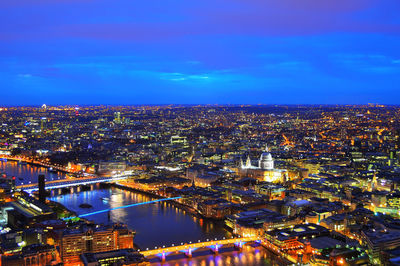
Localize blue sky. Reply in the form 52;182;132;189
1;0;400;105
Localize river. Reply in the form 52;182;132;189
2;161;289;265
49;186;287;265
0;160;66;185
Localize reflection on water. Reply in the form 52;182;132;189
0;160;66;185
51;188;287;265
50;187;230;249
3;161;287;265
150;245;286;266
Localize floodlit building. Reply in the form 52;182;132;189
239;146;287;183
60;224;135;264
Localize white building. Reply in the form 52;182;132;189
239;146;287;183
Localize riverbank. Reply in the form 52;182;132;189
111;183;201;217
110;184;295;265
6;160;290;265
48;197;79;219
0;156;71;174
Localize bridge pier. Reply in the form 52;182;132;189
161;251;166;262
139;237;259;261
185;247;192;258
234;241;244;251
211;243;219;254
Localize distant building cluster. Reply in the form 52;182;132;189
0;104;400;265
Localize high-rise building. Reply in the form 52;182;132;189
40;117;46;133
60;224;134;264
38;174;46;204
114;112;121;124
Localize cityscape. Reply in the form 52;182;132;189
0;105;399;265
2;0;400;265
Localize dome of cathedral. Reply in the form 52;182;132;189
260;152;273;161
259;151;274;170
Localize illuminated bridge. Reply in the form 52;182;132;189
61;197;182;220
139;236;261;262
17;175;131;193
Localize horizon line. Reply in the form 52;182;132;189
0;103;398;107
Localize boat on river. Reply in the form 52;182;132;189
79;203;93;208
101;197;110;203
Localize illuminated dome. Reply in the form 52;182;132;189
259;147;274;170
260;152;273;162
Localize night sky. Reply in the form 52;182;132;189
1;0;400;105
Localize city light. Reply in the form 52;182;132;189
0;103;399;265
78;197;182;217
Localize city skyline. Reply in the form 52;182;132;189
1;105;400;265
1;0;400;105
2;1;400;263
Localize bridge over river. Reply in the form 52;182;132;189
17;174;131;193
139;236;261;262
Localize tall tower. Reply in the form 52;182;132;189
371;172;378;191
114;112;121;124
38;174;46;203
40;117;46;134
245;155;252;168
239;157;244;169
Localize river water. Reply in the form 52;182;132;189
0;160;66;185
50;186;229;249
2;161;289;265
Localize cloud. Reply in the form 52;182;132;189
160;72;211;82
1;1;400;104
332;53;400;74
17;74;33;78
